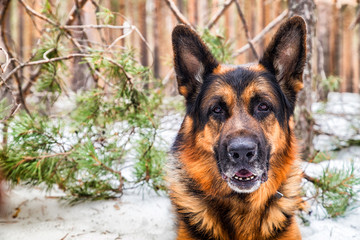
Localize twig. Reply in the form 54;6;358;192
234;0;259;60
103;57;133;87
20;0;89;95
232;9;288;57
163;0;195;29
18;0;100;86
89;0;109;46
64;0;100;86
1;53;92;85
60;233;69;240
0;101;21;123
106;26;135;51
65;0;88;26
22;151;74;161
133;26;154;65
43;48;56;61
1;0;31;116
0;47;11;73
206;0;235;30
18;0;58;26
64;24;132;30
14;150;75;170
303;172;318;184
90;153;124;192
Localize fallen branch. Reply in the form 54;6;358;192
232;9;288;57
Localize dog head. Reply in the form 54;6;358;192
172;17;306;194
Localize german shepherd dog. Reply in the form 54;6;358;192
168;16;307;240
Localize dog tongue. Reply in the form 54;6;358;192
235;169;253;178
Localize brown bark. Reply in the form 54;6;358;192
289;0;316;160
354;23;360;93
138;0;148;67
341;6;353;92
153;0;160;78
329;1;340;76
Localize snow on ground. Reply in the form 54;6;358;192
301;157;360;240
0;187;176;240
1;92;360;240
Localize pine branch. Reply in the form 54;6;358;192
18;0;100;86
0;1;166;204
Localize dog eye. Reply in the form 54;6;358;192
212;105;223;114
257;103;270;112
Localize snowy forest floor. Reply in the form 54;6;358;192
1;92;360;240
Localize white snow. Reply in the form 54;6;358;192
1;92;360;240
0;187;176;240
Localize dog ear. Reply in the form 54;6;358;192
172;25;218;103
259;16;306;108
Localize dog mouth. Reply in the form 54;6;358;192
221;168;267;193
232;169;257;182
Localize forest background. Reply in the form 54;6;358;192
0;0;360;219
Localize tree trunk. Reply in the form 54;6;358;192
153;0;160;79
288;0;316;160
138;0;148;67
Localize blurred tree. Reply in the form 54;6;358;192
289;0;316;160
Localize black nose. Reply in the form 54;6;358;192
227;138;257;162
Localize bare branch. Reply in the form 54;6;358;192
1;53;92;85
232;9;288;57
1;0;31;116
103;57;133;87
65;0;88;26
106;26;135;51
0;47;10;73
0;47;21;122
18;0;58;26
234;0;258;60
163;0;195;30
64;24;132;30
206;0;234;30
